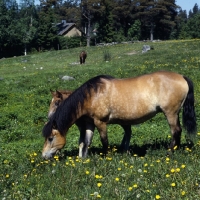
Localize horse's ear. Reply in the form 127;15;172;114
56;90;63;99
50;89;56;97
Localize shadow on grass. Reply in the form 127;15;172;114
60;139;194;159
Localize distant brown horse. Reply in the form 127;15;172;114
42;71;196;159
48;90;130;157
80;51;87;64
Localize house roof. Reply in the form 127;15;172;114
57;21;76;36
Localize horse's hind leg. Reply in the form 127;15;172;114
120;125;132;152
166;114;182;150
94;119;108;154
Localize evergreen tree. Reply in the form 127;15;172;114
134;0;178;40
37;0;58;50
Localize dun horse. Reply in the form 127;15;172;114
42;71;196;159
48;90;129;157
80;51;87;64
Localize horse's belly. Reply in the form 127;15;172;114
108;104;158;125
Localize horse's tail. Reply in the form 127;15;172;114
182;76;197;136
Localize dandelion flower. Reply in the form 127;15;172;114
133;184;138;188
85;171;90;175
173;145;178;150
166;174;170;178
181;191;186;195
118;168;122;171
5;174;9;178
115;177;119;181
97;183;102;187
171;183;176;187
128;187;133;191
181;164;186;168
176;168;180;172
171;168;175;173
155;195;161;199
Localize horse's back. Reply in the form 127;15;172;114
89;71;189;124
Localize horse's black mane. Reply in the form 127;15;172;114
43;75;114;137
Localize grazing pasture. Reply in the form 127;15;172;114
0;39;200;199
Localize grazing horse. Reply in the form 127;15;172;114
80;51;87;64
42;71;196;159
48;89;130;157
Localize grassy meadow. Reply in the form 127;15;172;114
1;39;200;199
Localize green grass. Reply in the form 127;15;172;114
0;39;200;199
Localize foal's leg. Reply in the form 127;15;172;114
78;124;86;157
166;114;182;150
120;125;132;151
82;123;95;157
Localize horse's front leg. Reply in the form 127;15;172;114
94;119;108;154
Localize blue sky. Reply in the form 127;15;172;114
176;0;200;13
17;0;200;14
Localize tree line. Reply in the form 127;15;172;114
0;0;200;58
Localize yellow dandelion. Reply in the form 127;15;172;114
144;163;148;167
97;183;102;188
156;159;160;163
106;157;112;161
130;165;133;169
118;167;122;171
176;168;180;172
97;194;101;198
115;177;119;182
181;164;186;168
33;152;37;156
181;191;186;195
5;174;9;178
24;174;27;178
85;171;90;175
95;175;100;179
166;174;170;178
166;157;170;161
173;146;178;150
133;154;138;157
128;187;133;191
171;183;176;187
133;184;138;188
171;168;175;173
143;170;147;173
155;195;161;199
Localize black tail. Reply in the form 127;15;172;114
182;76;197;135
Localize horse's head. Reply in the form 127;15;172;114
42;129;66;159
48;90;72;119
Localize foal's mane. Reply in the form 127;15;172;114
43;75;114;137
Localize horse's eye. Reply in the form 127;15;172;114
55;101;60;106
48;137;53;142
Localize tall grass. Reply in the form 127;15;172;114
0;39;200;199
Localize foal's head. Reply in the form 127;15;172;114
48;90;73;119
